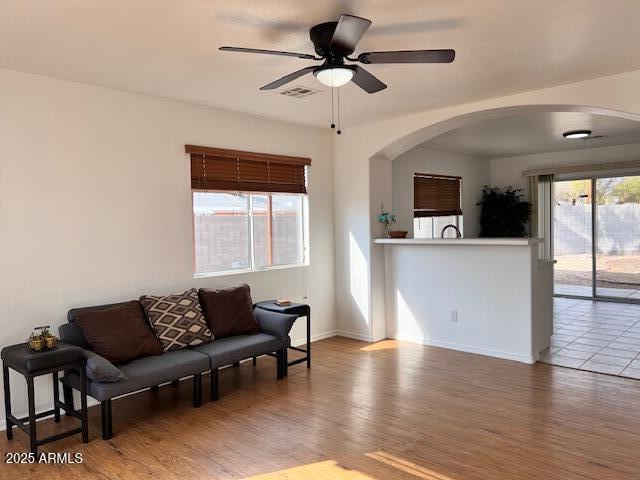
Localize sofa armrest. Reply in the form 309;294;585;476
253;308;297;340
84;349;127;383
58;322;89;348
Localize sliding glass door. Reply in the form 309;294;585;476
553;175;640;302
595;176;640;300
553;179;593;297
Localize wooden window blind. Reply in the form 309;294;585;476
186;145;311;194
414;173;462;217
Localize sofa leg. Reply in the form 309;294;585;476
284;348;289;377
62;382;74;415
276;350;284;380
192;374;202;408
101;400;113;440
210;368;219;401
232;362;240;367
171;380;180;386
252;356;257;366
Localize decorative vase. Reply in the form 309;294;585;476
30;338;43;351
388;230;408;238
45;336;56;349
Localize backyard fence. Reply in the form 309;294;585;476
554;203;640;256
194;213;302;273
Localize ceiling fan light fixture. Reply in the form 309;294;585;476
314;67;354;87
563;129;592;139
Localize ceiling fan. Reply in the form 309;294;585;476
220;14;455;94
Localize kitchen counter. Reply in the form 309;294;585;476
376;236;553;364
374;237;541;246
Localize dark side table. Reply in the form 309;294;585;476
2;342;88;454
254;301;311;369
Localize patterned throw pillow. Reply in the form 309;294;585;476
140;289;212;351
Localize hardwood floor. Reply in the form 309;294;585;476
2;337;640;479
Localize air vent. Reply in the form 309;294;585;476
279;85;322;98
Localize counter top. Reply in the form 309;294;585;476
374;237;542;246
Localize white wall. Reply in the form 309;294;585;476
0;68;335;424
490;142;640;197
392;146;490;237
382;242;541;363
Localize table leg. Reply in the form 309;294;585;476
3;364;12;440
80;363;88;443
27;375;37;454
306;310;311;368
52;371;60;423
62;370;74;415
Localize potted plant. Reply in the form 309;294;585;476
41;327;57;349
477;186;531;237
378;212;408;238
28;332;43;352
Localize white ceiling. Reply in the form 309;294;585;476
2;1;640;128
423;111;640;158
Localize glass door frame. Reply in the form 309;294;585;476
553;173;640;304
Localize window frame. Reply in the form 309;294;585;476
413;172;464;238
191;189;309;278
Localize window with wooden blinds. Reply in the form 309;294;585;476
414;174;462;217
186;145;310;194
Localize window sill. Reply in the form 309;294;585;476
193;262;308;279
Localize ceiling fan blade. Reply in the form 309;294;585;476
220;46;316;60
357;49;455;64
260;66;317;90
330;14;372;53
351;66;387;94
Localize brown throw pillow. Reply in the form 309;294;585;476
140;289;212;351
198;284;260;338
73;301;163;365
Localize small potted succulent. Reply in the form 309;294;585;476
27;325;57;351
377;212;408;238
41;327;57;349
28;332;43;352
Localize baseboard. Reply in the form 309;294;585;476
335;330;378;343
290;330;338;347
393;334;536;364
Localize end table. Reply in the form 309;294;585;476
254;301;311;369
2;342;88;454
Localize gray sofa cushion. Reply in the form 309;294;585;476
58;322;89;349
254;308;297;340
193;333;286;369
85;350;126;383
64;349;209;401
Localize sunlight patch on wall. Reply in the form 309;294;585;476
396;289;427;343
349;231;370;323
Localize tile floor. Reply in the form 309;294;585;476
540;297;640;379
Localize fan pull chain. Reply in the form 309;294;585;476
330;87;335;130
336;87;342;135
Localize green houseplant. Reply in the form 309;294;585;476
477;186;531;237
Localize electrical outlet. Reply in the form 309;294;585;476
450;310;458;322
